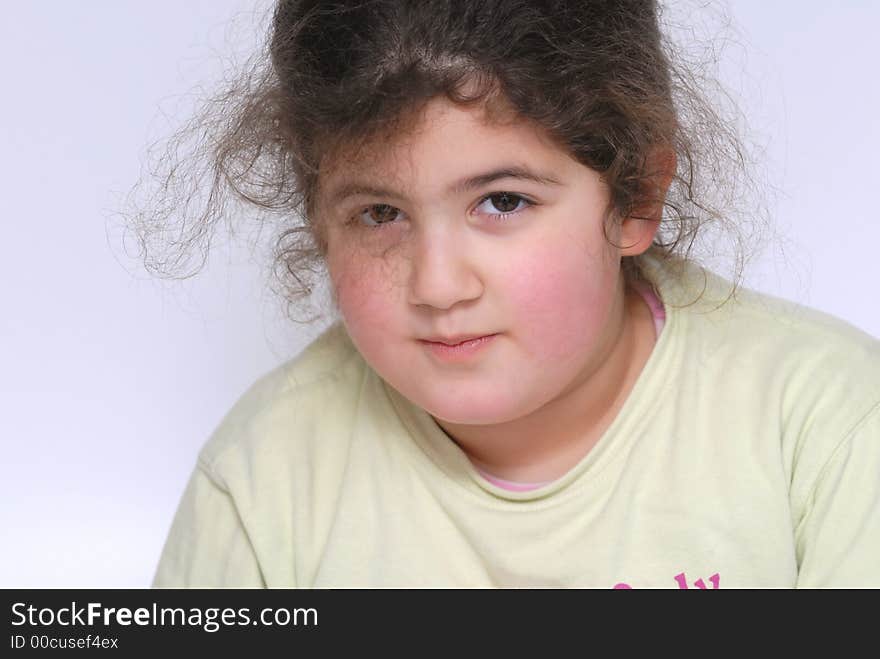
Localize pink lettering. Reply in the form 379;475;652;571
613;572;721;589
674;571;720;589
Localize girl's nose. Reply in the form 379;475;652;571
406;222;483;311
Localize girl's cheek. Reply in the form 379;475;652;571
502;243;614;360
330;257;401;344
328;231;406;291
333;270;378;325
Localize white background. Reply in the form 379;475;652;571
1;1;877;586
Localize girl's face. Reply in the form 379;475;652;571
319;96;650;427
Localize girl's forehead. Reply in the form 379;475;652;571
320;97;569;190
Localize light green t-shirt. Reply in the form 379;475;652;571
153;256;880;588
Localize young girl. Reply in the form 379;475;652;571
145;0;880;588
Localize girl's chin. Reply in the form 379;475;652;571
419;393;527;427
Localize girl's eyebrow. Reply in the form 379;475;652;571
327;165;563;204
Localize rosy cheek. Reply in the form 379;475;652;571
333;274;371;318
334;276;380;329
501;242;613;360
329;245;377;312
331;262;401;356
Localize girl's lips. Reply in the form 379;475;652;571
422;333;493;345
419;334;498;362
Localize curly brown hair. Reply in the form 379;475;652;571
121;0;766;324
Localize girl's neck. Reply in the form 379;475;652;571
436;279;659;485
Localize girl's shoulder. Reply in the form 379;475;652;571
196;320;367;473
649;254;880;369
649;254;880;419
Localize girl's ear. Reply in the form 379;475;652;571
619;146;677;257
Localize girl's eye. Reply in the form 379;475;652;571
474;192;531;221
356;203;403;228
